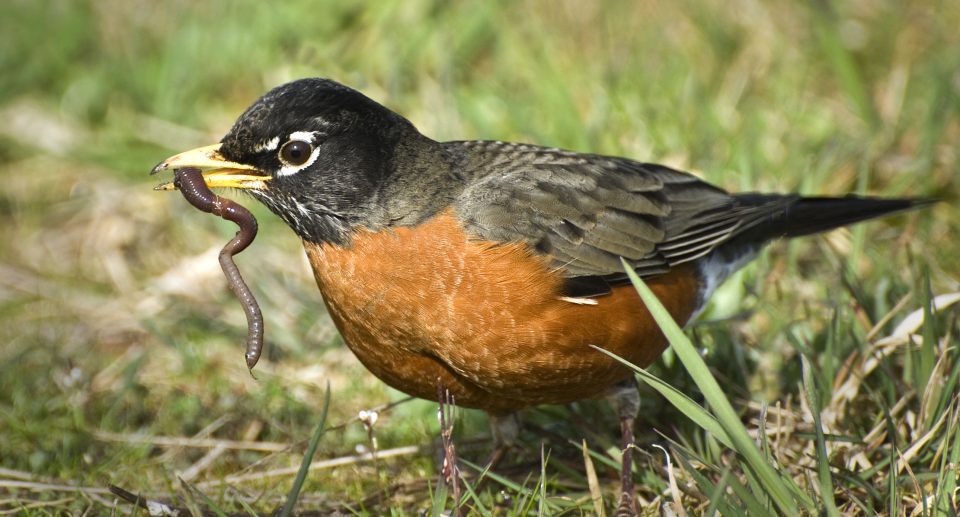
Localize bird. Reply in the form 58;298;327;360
151;77;926;513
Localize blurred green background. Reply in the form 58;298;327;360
1;0;957;514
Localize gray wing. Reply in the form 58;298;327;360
451;141;787;282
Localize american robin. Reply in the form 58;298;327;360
152;78;925;510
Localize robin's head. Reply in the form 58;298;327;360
152;78;425;244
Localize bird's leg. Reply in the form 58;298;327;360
484;412;521;471
436;382;462;515
608;379;640;516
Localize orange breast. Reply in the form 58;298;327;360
303;209;701;414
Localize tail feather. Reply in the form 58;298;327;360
732;194;932;240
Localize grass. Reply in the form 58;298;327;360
1;0;958;514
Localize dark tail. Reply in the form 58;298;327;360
731;193;933;242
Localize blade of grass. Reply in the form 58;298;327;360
515;475;540;516
918;269;938;416
620;258;814;514
652;444;687;517
575;440;622;471
757;402;772;475
538;443;547;516
740;465;772;512
885;412;900;517
672;450;741;516
581;439;605;517
590;347;734;450
235;496;259;516
712;464;771;516
931;336;960;423
462;458;559;513
802;355;841;517
703;468;732;517
461;459;525;492
279;382;331;517
809;0;879;128
179;477;227;517
430;480;449;517
456;471;489;516
934;401;960;515
176;476;214;517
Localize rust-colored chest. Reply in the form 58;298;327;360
303;210;701;413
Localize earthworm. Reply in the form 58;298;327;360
173;167;264;370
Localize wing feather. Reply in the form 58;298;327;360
452;141;769;282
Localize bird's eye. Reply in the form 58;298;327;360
279;140;313;167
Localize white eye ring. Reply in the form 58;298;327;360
276;131;321;176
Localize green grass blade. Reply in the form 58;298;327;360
703;468;732;517
918;269;938;411
674;451;741;516
932;349;960;431
885;412;900;517
430;481;449;517
620;258;813;514
463;458;560;514
577;440;623;471
538;444;548;516
802;355;841;517
179;477;227;517
280;383;331;517
718;466;773;516
236;497;259;516
457;471;489;516
461;459;526;492
934;401;960;515
590;346;734;449
809;1;879;128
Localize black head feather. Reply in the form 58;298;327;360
220;78;406;161
215;78;453;245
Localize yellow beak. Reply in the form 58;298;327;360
151;143;271;191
